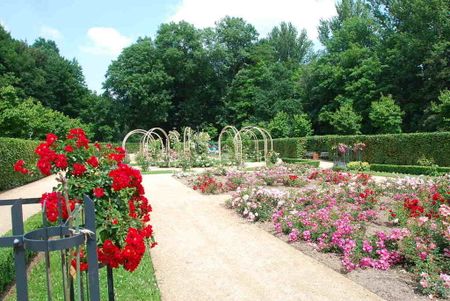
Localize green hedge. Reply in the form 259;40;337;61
282;158;320;167
270;132;450;167
0;138;43;192
0;214;42;295
370;164;450;175
270;138;303;158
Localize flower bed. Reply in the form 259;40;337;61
204;166;450;298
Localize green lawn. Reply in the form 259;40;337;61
6;250;160;301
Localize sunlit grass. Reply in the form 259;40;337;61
6;250;160;301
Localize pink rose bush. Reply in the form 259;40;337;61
221;165;449;298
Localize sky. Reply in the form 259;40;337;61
0;0;337;93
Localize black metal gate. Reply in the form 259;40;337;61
0;195;101;301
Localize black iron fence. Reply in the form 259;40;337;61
0;195;101;301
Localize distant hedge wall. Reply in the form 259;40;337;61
271;132;450;167
0;138;42;191
370;164;450;175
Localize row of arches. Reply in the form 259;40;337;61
218;126;273;165
121;126;273;166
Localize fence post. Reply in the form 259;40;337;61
11;201;28;301
84;195;100;301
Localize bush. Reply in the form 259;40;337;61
282;158;320;167
0;138;43;191
347;161;370;171
299;132;450;166
0;214;42;295
370;164;450;175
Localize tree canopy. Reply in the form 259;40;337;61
1;0;449;140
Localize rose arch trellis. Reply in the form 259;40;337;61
122;128;171;162
218;125;273;165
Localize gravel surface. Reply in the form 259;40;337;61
0;176;57;235
145;174;383;301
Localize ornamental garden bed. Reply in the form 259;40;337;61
176;164;450;300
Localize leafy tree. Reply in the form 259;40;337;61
292;114;313;137
369;94;404;133
268;111;291;138
267;22;313;64
104;37;172;133
0;86;89;139
319;101;362;134
430;90;450;131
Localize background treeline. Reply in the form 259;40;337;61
1;0;449;141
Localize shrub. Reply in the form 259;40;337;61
347;161;370;171
369;95;404;134
0;138;43;191
370;164;450;175
300;132;450;166
282;158;320;167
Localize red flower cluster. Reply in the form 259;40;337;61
98;228;148;272
70;250;88;272
289;175;299;181
13;160;29;174
403;198;424;217
40;192;76;222
67;128;89;149
193;175;223;194
14;128;156;273
98;240;123;268
109;163;143;192
86;156;99;168
93;187;105;198
122;228;146;272
108;147;126;163
72;163;87;176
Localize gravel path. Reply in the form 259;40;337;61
145;174;384;301
0;176;57;235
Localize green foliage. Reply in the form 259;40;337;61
301;132;450;166
0;137;43;191
431;90;450;131
281;158;320;167
270;132;450;166
0;214;43;296
369;95;404;133
268;111;291;138
319;101;362;134
292;113;313;137
370;164;450;176
347;161;370;171
0;86;90;140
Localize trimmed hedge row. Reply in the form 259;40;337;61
270;132;450;167
271;138;302;158
370;164;450;176
0;214;42;296
0;138;43;192
282;158;320;167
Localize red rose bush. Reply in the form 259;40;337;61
14;128;156;272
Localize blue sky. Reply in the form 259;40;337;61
0;0;337;93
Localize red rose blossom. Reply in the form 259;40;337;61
13;160;29;174
86;156;99;168
72;163;87;177
93;187;105;198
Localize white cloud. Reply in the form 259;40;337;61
169;0;337;40
39;25;63;40
80;27;132;57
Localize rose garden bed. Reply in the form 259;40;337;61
176;164;450;300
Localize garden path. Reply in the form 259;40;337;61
145;174;384;301
0;176;57;235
